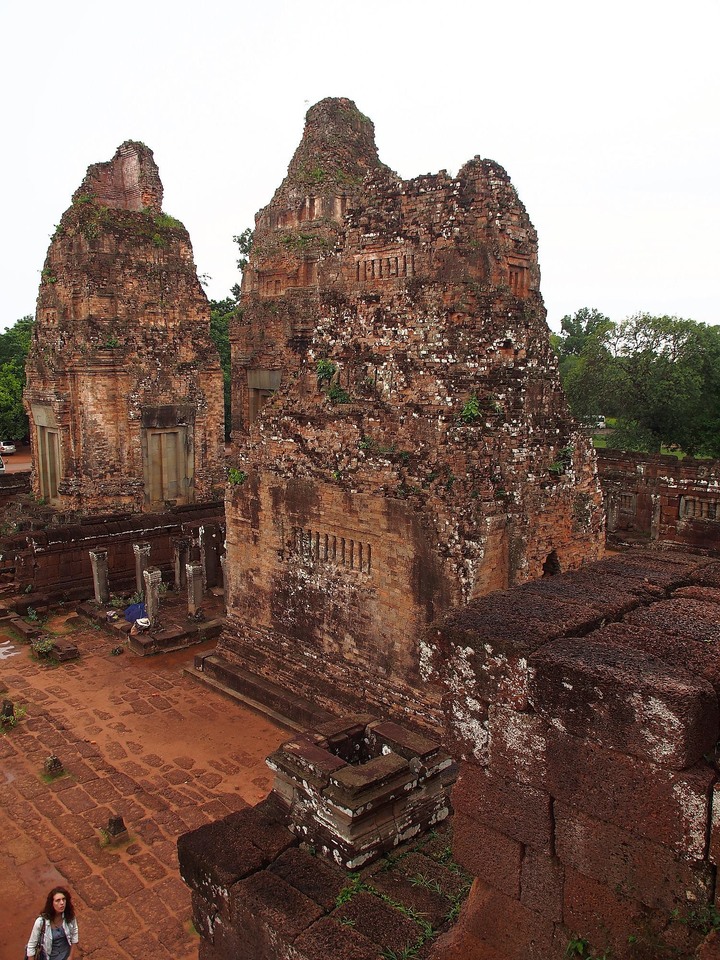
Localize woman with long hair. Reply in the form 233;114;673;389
25;886;79;960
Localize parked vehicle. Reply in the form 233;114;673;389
0;441;16;454
0;455;5;472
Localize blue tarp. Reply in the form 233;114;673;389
124;602;147;623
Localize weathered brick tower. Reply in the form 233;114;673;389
206;98;604;728
24;141;225;513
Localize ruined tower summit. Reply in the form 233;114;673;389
203;98;605;729
25;141;225;513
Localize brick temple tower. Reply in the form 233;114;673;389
204;98;605;727
24;141;225;514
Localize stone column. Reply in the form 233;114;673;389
89;548;110;604
173;536;191;592
186;563;204;617
133;542;151;597
219;554;228;612
199;524;219;589
143;567;162;627
651;493;661;541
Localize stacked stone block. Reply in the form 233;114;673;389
267;715;452;868
179;721;463;960
430;550;720;959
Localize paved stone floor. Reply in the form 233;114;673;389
0;616;287;959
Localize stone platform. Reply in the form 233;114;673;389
78;589;225;656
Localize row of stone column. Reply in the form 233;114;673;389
89;542;215;627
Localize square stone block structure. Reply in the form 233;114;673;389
24;141;225;513
267;715;452;869
212;98;604;730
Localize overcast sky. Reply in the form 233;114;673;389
1;0;718;333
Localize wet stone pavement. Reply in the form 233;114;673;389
0;617;287;959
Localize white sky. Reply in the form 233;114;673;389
1;0;718;333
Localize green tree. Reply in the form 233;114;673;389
0;315;33;440
552;308;618;418
233;228;253;274
554;310;720;456
210;298;235;441
611;314;720;456
0;315;33;366
555;307;612;360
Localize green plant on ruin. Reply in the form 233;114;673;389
335;873;368;906
459;394;481;424
672;903;720;935
154;212;182;230
280;231;320;252
316;358;336;383
0;703;27;734
228;467;247;486
381;946;420;960
409;873;443;895
41;268;58;285
359;437;398;457
566;936;611;959
327;381;351;404
103;336;120;349
549;445;574;476
31;636;55;659
316;359;351;404
73;192;95;205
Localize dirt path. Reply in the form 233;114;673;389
0;618;288;959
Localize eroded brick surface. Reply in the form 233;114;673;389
215;96;603;732
431;549;720;959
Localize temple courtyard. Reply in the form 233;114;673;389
0;615;286;959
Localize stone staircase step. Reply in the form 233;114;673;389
192;654;335;731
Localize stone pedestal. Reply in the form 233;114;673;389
89;548;110;604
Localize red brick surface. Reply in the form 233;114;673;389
453;812;523;899
528;638;718;769
452;765;553;852
488;704;713;858
520;850;564;922
554;802;714;912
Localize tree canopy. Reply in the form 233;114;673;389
553;309;720;457
0;315;33;440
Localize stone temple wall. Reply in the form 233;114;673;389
24;141;225;515
429;549;720;959
598;449;720;550
212;97;604;729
